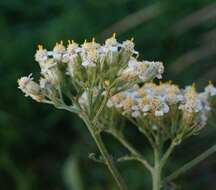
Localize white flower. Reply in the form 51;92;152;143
142;61;164;80
35;45;48;63
142;105;151;112
82;39;100;51
67;40;80;53
82;59;96;67
126;60;164;82
52;41;66;61
132;111;140;117
179;86;203;113
155;110;164;116
104;33;119;52
162;103;170;113
205;83;216;96
121;39;138;54
18;74;44;102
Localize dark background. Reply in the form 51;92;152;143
0;0;216;189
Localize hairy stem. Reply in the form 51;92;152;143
164;144;216;184
83;117;128;190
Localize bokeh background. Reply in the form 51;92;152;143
0;0;216;189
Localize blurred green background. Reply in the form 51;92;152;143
0;0;216;189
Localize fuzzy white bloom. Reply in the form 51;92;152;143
18;74;44;102
205;83;216;96
155;102;169;116
107;83;173;117
52;41;66;61
103;33;120;52
179;86;203;113
62;41;80;63
121;39;138;54
121;59;164;82
81;59;97;67
31;36;165;87
35;45;48;63
107;81;213;123
141;61;164;80
82;39;101;50
155;110;164;116
80;40;101;67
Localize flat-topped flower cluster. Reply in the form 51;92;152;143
17;34;216;134
18;34;164;107
107;82;216;129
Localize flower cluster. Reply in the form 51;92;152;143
18;34;164;110
107;82;216;128
17;34;215;135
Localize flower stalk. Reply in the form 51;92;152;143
83;117;128;190
164;144;216;184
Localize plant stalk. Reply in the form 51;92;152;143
153;148;161;190
164;144;216;184
83;117;128;190
111;131;153;173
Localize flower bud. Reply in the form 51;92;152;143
18;74;44;102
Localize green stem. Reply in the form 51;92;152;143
93;95;108;123
160;142;176;168
83;117;128;190
153;148;162;190
111;131;153;173
55;104;80;114
164;144;216;184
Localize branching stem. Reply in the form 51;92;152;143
111;131;153;173
164;144;216;184
82;116;128;190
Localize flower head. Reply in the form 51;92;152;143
205;81;216;96
35;45;48;63
19;35;166;120
18;74;44;102
52;41;66;61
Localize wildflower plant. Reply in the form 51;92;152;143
18;34;216;190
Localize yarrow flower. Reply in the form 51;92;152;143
204;81;216;96
121;58;164;81
107;82;216;130
35;45;48;63
18;34;165;110
17;34;216;190
18;74;44;102
18;34;216;135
